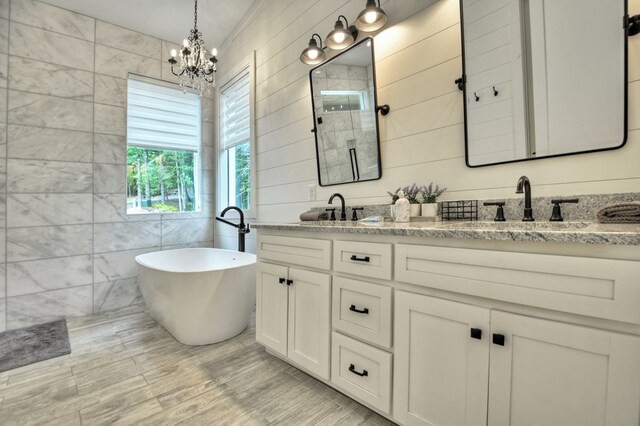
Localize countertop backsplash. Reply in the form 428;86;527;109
309;192;640;222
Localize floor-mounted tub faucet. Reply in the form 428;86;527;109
328;193;347;221
516;176;534;221
216;206;250;252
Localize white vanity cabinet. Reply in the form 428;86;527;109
394;292;640;426
256;235;332;379
393;292;490;426
254;226;640;426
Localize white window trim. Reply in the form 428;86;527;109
217;52;257;219
125;73;203;215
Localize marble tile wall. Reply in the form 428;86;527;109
0;0;216;331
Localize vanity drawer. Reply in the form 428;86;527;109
332;277;392;348
395;244;640;324
258;235;331;270
333;240;392;280
331;332;392;414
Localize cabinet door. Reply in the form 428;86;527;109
394;292;490;426
287;267;331;379
489;311;640;426
256;262;289;356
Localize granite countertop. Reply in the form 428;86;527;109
252;220;640;246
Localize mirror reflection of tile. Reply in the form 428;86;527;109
311;41;380;186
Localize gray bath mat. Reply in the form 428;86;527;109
0;320;71;373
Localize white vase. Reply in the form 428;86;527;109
394;192;410;223
410;204;421;217
421;203;438;217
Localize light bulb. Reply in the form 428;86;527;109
365;11;377;24
183;39;189;47
211;48;218;57
333;32;346;43
308;49;319;60
170;49;177;58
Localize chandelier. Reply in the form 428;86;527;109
168;0;218;95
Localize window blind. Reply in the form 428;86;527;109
221;72;250;150
127;78;201;152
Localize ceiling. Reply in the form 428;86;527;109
43;0;255;49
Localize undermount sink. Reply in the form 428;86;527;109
439;221;593;231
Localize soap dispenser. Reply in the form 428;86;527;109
394;190;410;223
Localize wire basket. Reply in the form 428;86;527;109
440;200;478;221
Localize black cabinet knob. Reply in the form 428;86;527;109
470;328;482;340
286;279;293;286
492;333;505;346
278;278;285;284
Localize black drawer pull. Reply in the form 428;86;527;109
278;278;286;284
350;255;370;262
470;328;482;340
348;364;368;377
286;279;293;286
349;305;369;314
492;333;505;346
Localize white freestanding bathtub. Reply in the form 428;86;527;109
135;248;256;345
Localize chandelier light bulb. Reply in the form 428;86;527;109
170;49;177;58
183;39;189;47
211;48;217;57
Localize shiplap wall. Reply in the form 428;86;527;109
215;0;640;252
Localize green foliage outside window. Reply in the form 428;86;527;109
233;143;251;210
127;147;197;213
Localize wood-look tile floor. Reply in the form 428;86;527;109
0;306;393;426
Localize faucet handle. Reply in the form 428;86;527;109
240;223;251;234
549;198;579;222
351;207;364;221
325;208;336;221
483;200;506;222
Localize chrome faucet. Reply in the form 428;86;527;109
216;206;250;252
516;176;534;221
328;193;346;221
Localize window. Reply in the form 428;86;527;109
219;65;255;215
126;77;201;214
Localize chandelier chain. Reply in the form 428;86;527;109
194;0;198;31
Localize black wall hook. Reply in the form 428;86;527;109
626;14;639;36
493;86;499;96
376;104;390;115
474;92;479;102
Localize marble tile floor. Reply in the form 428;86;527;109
0;305;393;426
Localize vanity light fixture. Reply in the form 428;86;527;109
326;15;358;50
168;0;218;95
300;34;326;65
355;0;387;32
